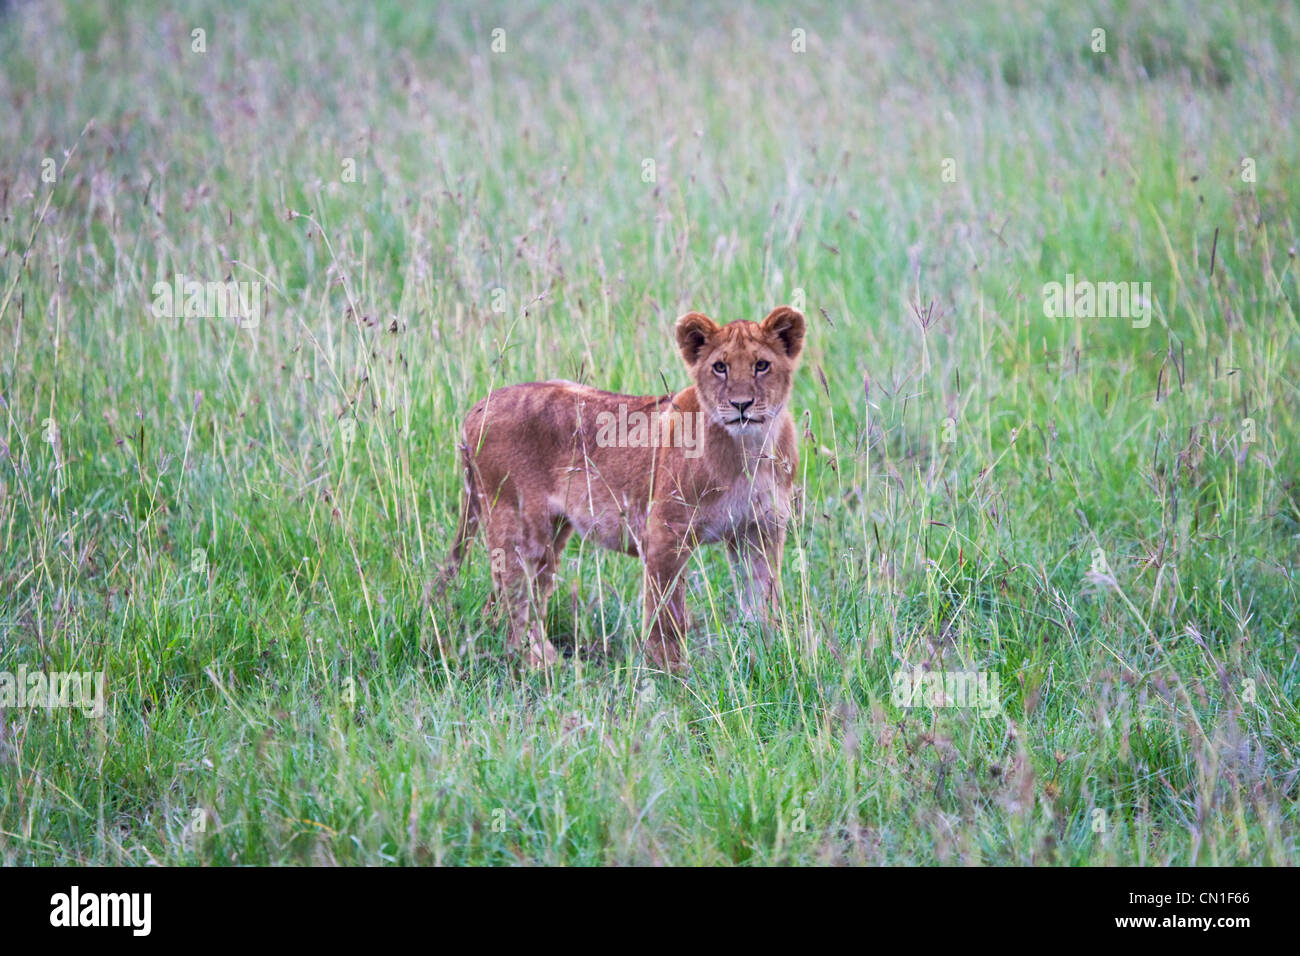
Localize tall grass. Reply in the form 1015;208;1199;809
0;0;1296;864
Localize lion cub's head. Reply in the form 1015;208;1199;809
674;306;806;435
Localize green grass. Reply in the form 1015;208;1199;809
0;0;1296;865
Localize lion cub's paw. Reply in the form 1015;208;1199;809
520;638;561;670
644;641;691;676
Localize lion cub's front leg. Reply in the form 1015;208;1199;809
641;517;694;673
728;522;786;626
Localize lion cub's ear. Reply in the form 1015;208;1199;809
760;306;806;360
675;312;720;366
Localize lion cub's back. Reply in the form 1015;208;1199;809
462;381;661;483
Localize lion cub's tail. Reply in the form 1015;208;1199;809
436;442;482;596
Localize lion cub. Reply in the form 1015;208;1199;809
443;306;805;671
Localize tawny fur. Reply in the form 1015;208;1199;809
442;306;806;671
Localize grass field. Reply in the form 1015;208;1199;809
1;0;1297;865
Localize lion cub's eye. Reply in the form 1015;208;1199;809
755;360;770;373
712;361;728;375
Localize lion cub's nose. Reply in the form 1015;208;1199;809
730;399;754;414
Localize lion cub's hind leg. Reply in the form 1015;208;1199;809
485;507;571;669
